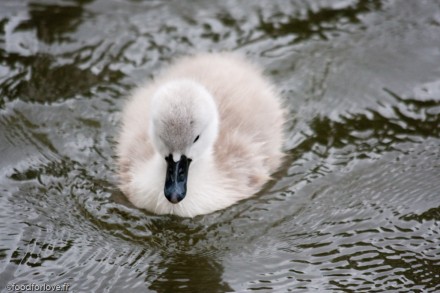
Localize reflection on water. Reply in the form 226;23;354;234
149;253;233;293
1;0;439;292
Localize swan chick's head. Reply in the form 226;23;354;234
149;79;219;204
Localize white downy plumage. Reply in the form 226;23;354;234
117;53;285;217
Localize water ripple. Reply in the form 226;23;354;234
1;0;440;292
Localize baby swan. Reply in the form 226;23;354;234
117;53;285;217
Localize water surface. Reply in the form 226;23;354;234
1;0;439;292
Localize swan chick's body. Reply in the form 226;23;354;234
117;53;284;217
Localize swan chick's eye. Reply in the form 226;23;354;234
193;135;200;143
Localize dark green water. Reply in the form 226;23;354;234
1;0;439;292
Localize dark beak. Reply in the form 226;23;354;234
164;155;191;204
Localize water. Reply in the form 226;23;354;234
1;0;439;292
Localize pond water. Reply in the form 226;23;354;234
1;0;439;292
